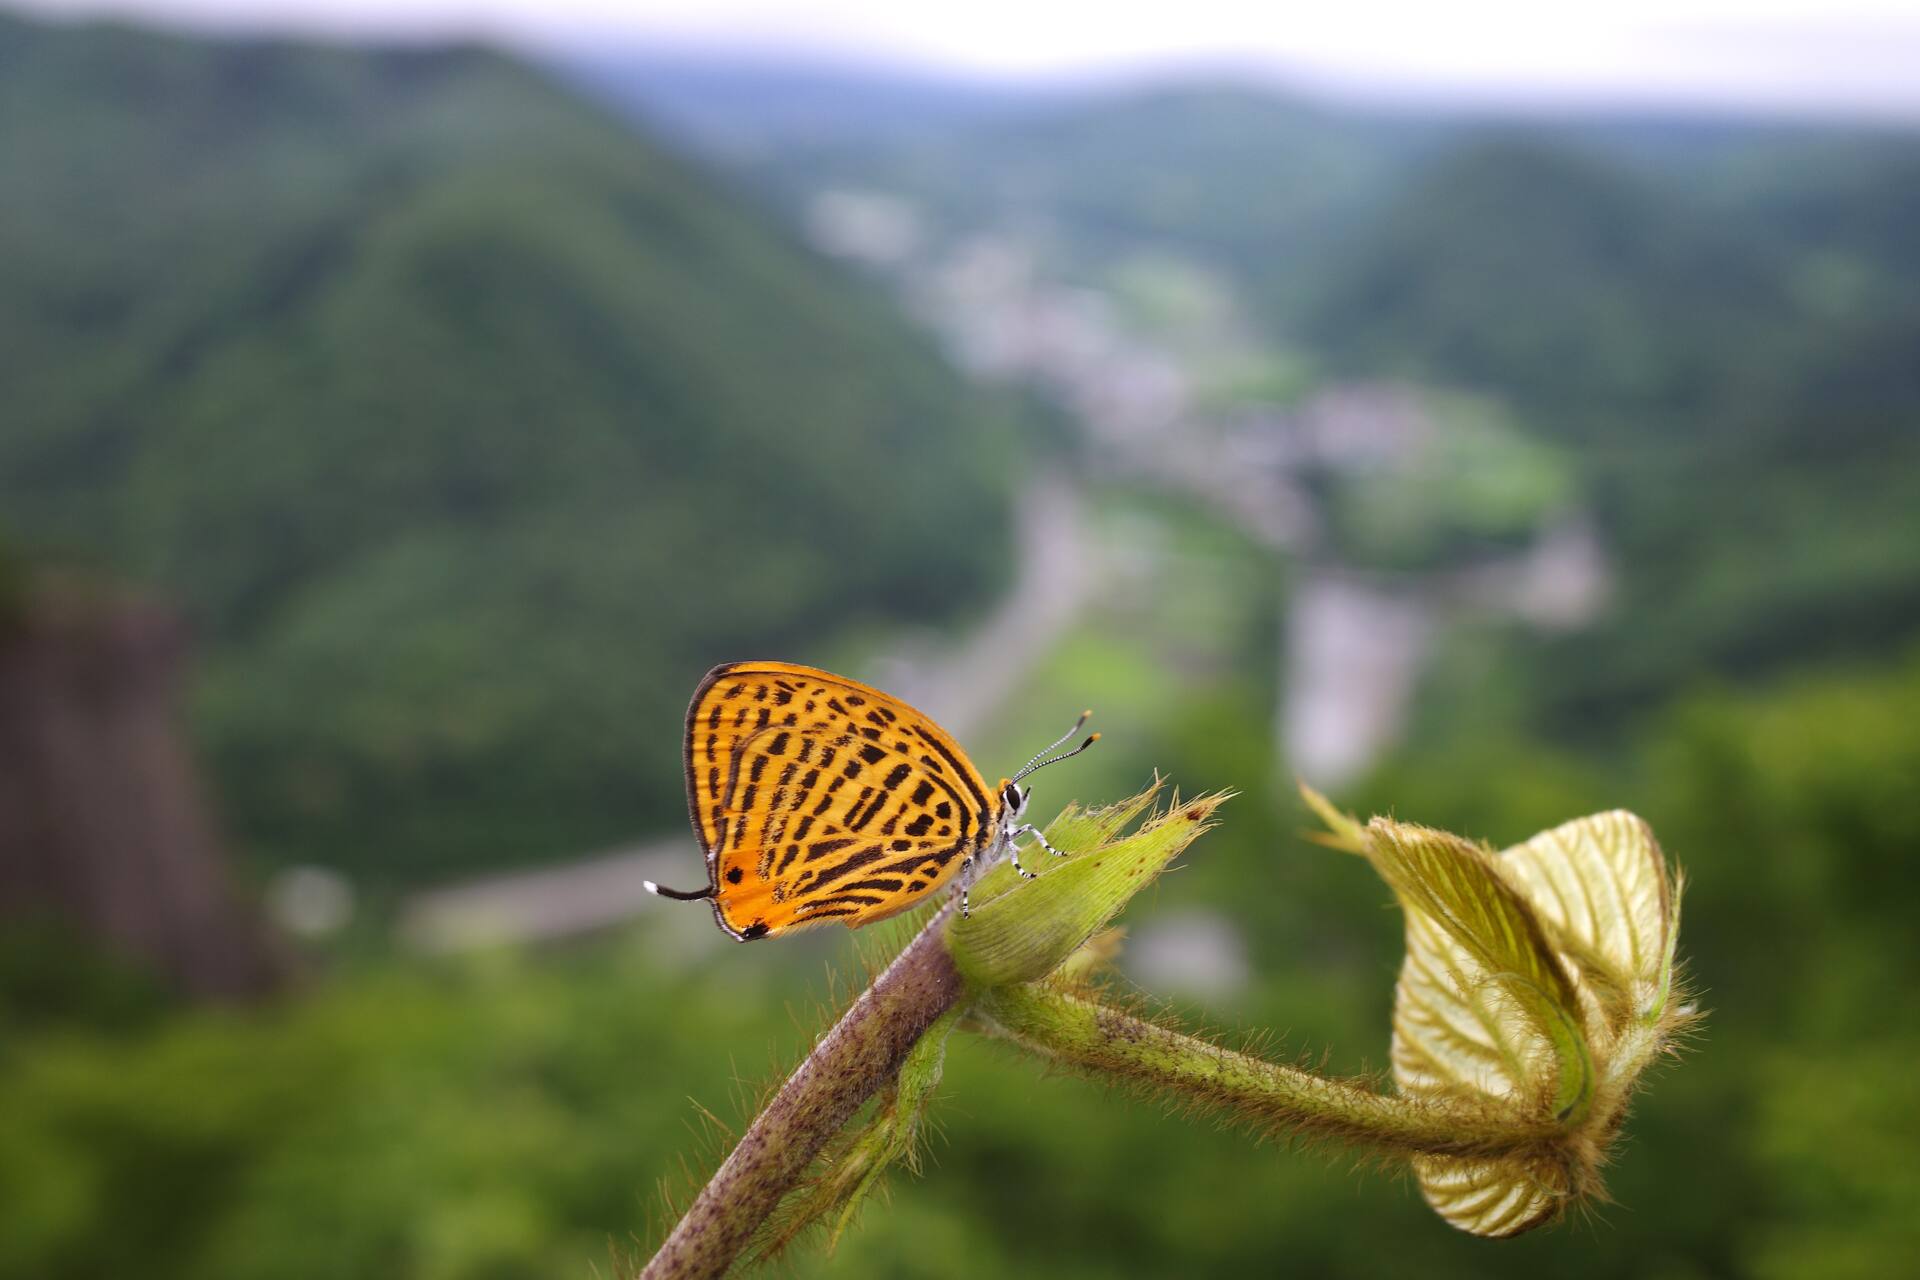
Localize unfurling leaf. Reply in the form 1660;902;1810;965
1305;787;1693;1238
1500;809;1678;1031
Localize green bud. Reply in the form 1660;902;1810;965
946;787;1227;989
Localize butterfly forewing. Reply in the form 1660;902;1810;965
684;662;1003;938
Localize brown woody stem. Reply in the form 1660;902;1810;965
638;907;965;1280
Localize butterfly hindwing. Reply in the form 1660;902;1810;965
683;662;1002;938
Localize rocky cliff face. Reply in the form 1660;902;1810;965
0;581;283;999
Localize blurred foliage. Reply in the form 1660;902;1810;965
0;921;176;1040
0;13;1023;884
0;941;804;1280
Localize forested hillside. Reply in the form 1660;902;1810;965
0;15;1021;881
1302;136;1920;726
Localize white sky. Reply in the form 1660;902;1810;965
15;0;1920;119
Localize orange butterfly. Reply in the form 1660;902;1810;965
645;661;1098;941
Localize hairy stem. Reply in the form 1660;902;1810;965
639;908;966;1280
976;985;1563;1159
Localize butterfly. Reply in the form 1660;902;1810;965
645;661;1098;941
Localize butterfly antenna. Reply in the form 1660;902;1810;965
644;880;714;902
1012;710;1100;783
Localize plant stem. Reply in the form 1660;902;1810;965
976;985;1562;1159
639;908;966;1280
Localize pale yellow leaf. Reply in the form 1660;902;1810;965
1367;818;1592;1237
1410;1151;1573;1239
1497;809;1673;1029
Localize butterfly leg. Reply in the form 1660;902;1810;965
1006;842;1037;881
958;854;976;918
1011;823;1067;859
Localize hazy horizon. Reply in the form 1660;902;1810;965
11;0;1920;123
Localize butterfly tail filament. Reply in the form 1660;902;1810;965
644;880;715;902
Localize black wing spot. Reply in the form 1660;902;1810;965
725;867;744;884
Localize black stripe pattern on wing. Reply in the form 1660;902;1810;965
688;665;1003;928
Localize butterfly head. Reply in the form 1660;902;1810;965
999;778;1031;819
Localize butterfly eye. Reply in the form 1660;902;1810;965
1002;782;1022;811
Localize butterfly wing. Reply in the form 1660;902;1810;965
683;662;1002;939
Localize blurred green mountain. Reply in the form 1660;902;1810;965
637;79;1448;312
581;60;1920;727
0;14;1021;882
1301;136;1788;411
563;50;1041;159
1299;134;1920;727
